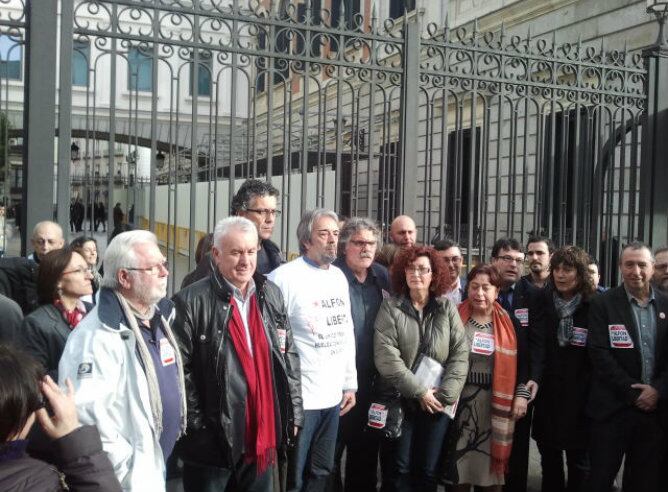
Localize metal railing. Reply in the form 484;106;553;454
0;0;655;288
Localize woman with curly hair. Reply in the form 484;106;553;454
374;245;469;492
530;246;595;492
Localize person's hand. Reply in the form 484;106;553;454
511;396;528;420
525;380;539;403
340;391;356;416
419;388;444;414
631;383;658;412
293;425;299;437
36;376;80;440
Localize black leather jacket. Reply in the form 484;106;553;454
172;269;303;468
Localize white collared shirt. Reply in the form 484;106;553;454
224;277;257;354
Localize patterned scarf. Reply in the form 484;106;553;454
458;299;517;476
54;299;86;329
228;294;277;474
553;291;582;347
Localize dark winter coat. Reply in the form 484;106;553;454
530;287;591;449
21;302;92;379
171;269;303;480
0;425;121;492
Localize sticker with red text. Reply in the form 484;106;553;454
608;325;634;349
276;329;287;354
367;403;388;429
514;308;529;327
160;338;176;366
471;331;495;356
570;327;588;347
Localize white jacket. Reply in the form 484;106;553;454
58;288;177;492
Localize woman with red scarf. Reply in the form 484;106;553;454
21;247;93;379
444;263;528;491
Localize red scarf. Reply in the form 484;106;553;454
458;299;517;476
54;300;85;329
228;294;277;474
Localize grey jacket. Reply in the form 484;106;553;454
374;295;469;405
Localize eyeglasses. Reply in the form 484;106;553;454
245;208;281;218
405;266;432;276
441;255;462;264
350;239;377;248
496;255;525;264
125;260;169;275
63;266;93;276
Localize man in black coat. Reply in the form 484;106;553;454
587;241;668;492
172;217;303;492
491;238;541;492
330;217;390;492
233;179;284;275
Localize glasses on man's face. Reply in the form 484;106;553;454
63;266;93;276
441;255;462;264
496;255;525;265
405;266;432;277
246;208;281;218
125;260;169;275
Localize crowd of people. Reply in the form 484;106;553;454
0;177;667;492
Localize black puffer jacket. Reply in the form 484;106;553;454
172;269;303;469
0;425;121;492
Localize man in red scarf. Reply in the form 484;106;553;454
172;217;303;492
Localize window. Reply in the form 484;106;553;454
256;31;267;93
297;1;321;57
189;51;212;97
127;47;153;91
0;35;21;80
72;40;90;87
389;0;416;19
444;127;481;244
542;108;594;244
330;0;361;30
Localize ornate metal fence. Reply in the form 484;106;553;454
0;0;649;288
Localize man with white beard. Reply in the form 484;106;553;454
59;230;186;491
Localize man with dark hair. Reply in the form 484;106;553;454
588;257;608;294
233;179;284;275
651;246;668;295
525;236;554;289
433;238;467;304
490;238;540;492
587;242;668;492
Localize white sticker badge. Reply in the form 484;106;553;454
608;325;634;349
367;403;388;429
514;308;529;327
276;328;287;354
160;338;176;366
570;327;588;347
471;331;495;356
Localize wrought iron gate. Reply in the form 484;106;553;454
0;0;650;288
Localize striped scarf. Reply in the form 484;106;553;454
458;299;517;476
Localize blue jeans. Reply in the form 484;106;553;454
379;409;450;492
182;460;274;492
291;405;340;492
